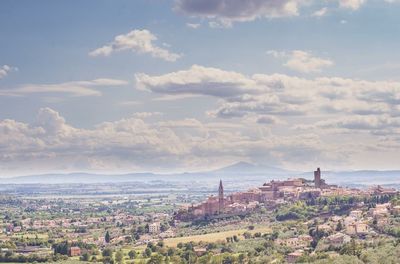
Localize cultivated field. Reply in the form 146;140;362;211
163;226;271;247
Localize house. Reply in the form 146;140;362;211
318;224;333;233
276;235;312;249
69;247;81;257
349;210;363;219
346;222;369;236
287;250;303;263
149;222;160;234
326;233;351;248
392;206;400;216
194;247;207;256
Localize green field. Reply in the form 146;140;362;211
163;226;271;247
11;233;49;239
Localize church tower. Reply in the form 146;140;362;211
218;179;224;213
314;168;321;188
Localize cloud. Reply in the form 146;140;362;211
0;65;17;79
174;0;366;26
0;107;338;172
186;23;201;29
89;29;182;62
0;78;128;97
136;65;400;126
132;112;163;118
268;50;334;73
174;0;303;26
256;115;284;124
339;0;366;10
135;64;260;97
313;115;400;131
312;7;328;17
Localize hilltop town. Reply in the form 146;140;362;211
0;168;400;263
177;168;397;221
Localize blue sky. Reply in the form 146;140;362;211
1;0;400;175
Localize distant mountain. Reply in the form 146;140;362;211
1;162;400;187
0;172;156;184
0;161;293;185
213;161;289;175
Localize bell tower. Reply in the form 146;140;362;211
314;168;321;188
218;179;224;213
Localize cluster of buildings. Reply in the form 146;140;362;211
179;168;335;220
178;168;399;221
280;201;400;263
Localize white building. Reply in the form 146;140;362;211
149;222;160;234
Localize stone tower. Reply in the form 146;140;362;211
314;168;321;188
218;179;224;213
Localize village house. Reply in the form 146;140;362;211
193;247;207;256
276;235;313;249
286;250;304;263
326;233;351;248
149;222;160;234
69;247;81;257
346;222;369;236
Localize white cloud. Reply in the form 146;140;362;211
186;23;201;29
0;78;128;97
136;65;400;125
312;7;328;17
315;115;400;130
0;107;338;172
339;0;366;10
0;65;17;79
268;50;334;73
135;64;260;97
89;29;182;62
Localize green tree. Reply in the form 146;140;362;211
147;253;163;264
143;248;152;258
105;231;111;244
336;220;343;231
80;252;90;261
128;250;136;259
102;248;114;257
115;250;124;264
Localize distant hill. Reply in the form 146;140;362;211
213;161;289;175
1;162;400;187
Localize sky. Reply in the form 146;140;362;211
1;0;400;176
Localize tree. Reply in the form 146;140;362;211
336;220;343;231
128;250;136;259
115;250;124;264
157;241;164;248
143;248;152;258
222;255;235;264
167;248;175;256
147;253;163;264
102;256;114;264
80;252;90;261
52;241;69;255
105;231;111;244
238;253;246;264
102;248;114;257
243;232;252;239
